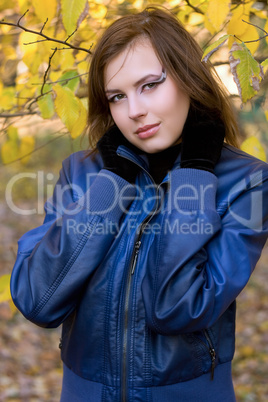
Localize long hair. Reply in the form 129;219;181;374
87;6;239;150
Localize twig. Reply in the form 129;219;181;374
41;48;58;95
185;0;204;14
31;73;88;86
65;28;78;42
40;18;48;34
51;47;73;50
18;9;28;24
23;39;49;45
0;11;92;54
241;19;268;44
26;90;53;112
0;111;37;118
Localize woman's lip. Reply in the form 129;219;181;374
135;123;160;139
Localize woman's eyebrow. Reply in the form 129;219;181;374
105;71;164;94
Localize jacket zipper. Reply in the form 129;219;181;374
203;329;216;380
120;154;163;401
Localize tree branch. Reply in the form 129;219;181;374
184;0;204;14
241;19;268;44
0;10;92;54
40;48;58;95
31;73;88;86
0;112;37;118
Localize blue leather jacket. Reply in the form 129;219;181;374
11;143;268;401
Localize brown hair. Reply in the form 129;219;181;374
87;6;239;150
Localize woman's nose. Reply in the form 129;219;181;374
128;96;147;120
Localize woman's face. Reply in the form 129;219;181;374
104;38;190;153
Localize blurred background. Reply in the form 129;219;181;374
0;0;268;401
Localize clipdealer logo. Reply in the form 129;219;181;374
227;170;264;233
4;169;266;233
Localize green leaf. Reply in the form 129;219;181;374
202;35;231;62
59;70;80;92
37;84;55;119
61;0;88;34
229;42;264;103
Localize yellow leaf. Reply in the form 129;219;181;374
1;24;14;34
227;15;248;38
1;140;19;164
18;0;30;13
17;87;36;108
32;0;57;25
204;14;216;35
77;20;95;42
89;3;107;20
50;49;75;71
19;136;35;164
0;0;16;11
265;110;268;122
54;84;87;138
0;87;16;111
132;0;144;10
188;13;204;27
227;2;254;36
61;0;88;34
206;0;230;33
23;52;43;74
265;20;268;46
7;126;19;142
77;60;89;75
19;31;38;55
177;7;191;26
2;45;17;60
230;25;259;55
19;31;42;74
0;275;11;303
72;98;87;139
241;137;266;162
250;8;267;20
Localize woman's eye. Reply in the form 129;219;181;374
143;82;157;91
108;94;125;103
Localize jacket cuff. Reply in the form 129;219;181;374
168;168;218;212
77;169;136;222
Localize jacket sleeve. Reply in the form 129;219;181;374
10;156;136;328
142;167;268;334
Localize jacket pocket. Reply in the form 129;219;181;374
193;329;216;380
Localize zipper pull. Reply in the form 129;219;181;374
209;348;216;380
131;240;141;275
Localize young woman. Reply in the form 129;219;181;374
11;7;268;402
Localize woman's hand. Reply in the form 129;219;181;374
180;106;225;173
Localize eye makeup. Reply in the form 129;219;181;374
106;69;167;103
